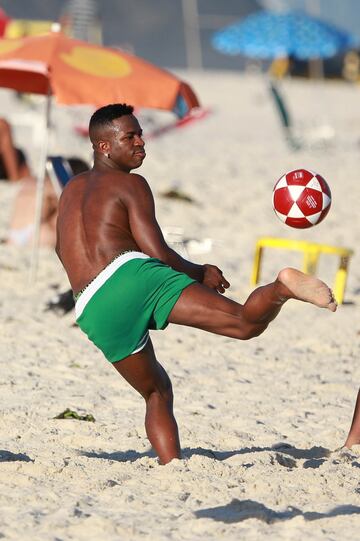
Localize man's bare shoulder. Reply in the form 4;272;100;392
58;172;87;207
59;170;151;205
113;171;147;185
93;171;152;201
63;170;87;188
118;172;154;204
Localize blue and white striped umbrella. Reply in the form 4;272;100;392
212;10;359;60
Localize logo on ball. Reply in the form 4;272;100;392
272;168;331;229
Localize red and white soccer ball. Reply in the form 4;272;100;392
272;168;331;229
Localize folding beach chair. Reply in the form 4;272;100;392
43;156;77;314
46;155;74;198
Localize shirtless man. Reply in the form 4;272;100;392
56;103;337;465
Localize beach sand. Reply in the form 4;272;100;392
0;72;359;540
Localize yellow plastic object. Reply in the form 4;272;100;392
251;237;354;304
4;19;54;39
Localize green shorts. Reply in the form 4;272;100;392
75;251;195;363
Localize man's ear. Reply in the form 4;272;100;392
98;140;110;154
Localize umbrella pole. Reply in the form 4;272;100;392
28;91;51;283
266;73;301;151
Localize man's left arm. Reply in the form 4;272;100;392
125;174;230;292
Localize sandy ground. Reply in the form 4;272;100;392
0;72;359;540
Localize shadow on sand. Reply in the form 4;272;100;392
79;449;156;462
0;450;33;462
195;499;360;524
79;443;331;464
182;443;331;461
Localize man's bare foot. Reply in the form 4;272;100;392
278;268;337;312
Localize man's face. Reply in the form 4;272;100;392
107;114;146;172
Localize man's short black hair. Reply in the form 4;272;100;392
89;103;134;133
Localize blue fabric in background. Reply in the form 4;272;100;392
212;10;359;60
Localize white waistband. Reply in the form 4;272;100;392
75;251;149;319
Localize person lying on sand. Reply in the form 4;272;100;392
7;155;90;248
7;165;58;248
56;103;337;465
0;118;25;181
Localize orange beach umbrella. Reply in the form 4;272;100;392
0;29;200;279
0;8;10;38
0;30;199;114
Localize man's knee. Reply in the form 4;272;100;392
143;370;173;403
234;321;268;340
145;385;173;406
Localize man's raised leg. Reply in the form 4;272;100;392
113;339;181;464
169;267;337;339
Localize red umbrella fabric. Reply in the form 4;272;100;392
0;30;200;117
0;8;10;38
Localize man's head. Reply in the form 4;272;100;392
89;103;134;137
89;103;145;172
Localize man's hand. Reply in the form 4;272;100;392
202;264;230;294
